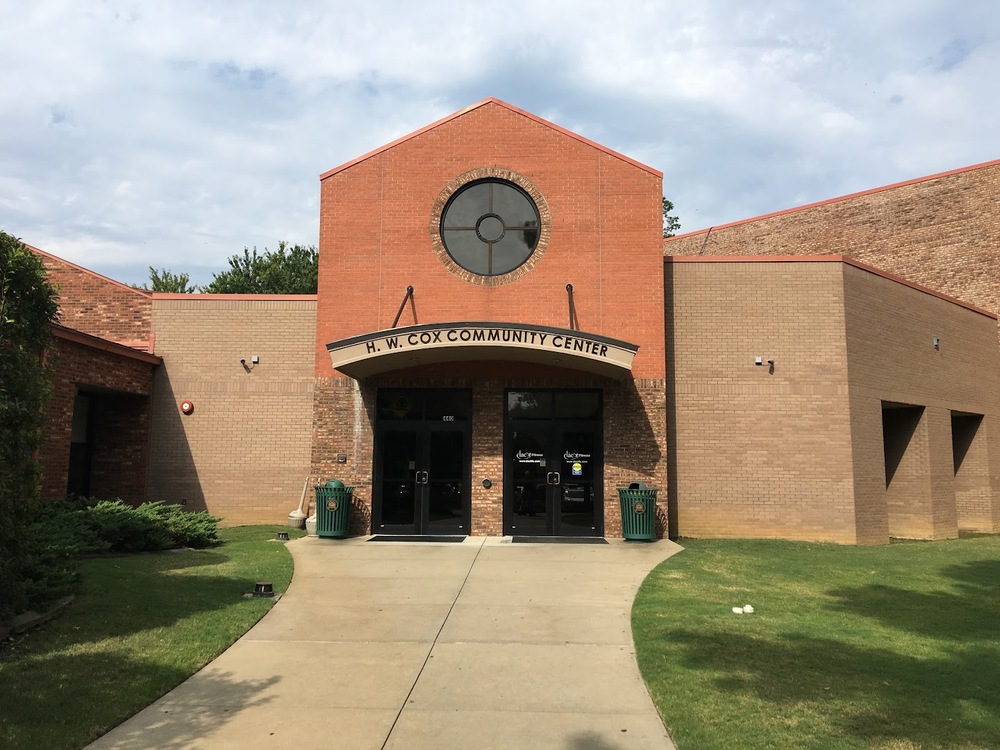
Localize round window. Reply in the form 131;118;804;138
439;179;541;276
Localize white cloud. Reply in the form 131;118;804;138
0;0;998;285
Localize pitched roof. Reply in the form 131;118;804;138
320;97;662;180
666;157;1000;241
28;244;152;297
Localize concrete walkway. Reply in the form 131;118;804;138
89;536;681;749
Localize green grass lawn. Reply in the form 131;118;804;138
633;536;1000;750
0;525;303;750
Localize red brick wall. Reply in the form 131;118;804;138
41;336;155;503
34;247;153;347
312;101;667;535
316;100;664;379
664;160;1000;316
88;394;151;502
310;364;667;537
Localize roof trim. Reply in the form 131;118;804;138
320;98;662;180
29;245;152;297
152;293;318;301
667;254;998;320
52;324;163;364
665;157;1000;241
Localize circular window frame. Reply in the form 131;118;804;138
430;168;551;286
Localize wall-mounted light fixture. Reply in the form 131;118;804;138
933;336;940;351
180;400;194;415
754;356;775;373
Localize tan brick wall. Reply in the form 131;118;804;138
842;263;1000;539
667;260;857;542
147;297;316;524
664;160;1000;316
880;406;937;539
668;257;1000;544
953;414;994;531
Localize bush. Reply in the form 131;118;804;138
20;499;221;610
0;231;58;620
86;501;174;553
144;502;221;549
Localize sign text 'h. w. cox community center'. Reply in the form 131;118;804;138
31;98;1000;544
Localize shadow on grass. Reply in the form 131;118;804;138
664;628;999;748
57;548;273;644
827;559;1000;641
1;649;278;750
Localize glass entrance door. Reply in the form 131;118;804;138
374;389;471;535
504;390;603;537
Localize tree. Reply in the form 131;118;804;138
0;231;58;618
203;242;318;294
663;197;681;238
140;267;198;293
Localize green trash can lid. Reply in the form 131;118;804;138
628;481;651;490
325;479;345;488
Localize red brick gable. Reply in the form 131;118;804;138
31;245;153;350
320;98;662;181
316;100;665;378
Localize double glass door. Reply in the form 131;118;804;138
373;389;471;535
504;390;603;537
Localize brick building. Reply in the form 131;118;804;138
29;98;1000;543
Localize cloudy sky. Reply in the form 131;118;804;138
2;1;998;287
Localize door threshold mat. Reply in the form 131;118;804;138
512;536;608;544
368;535;467;543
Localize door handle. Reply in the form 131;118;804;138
546;472;561;486
416;470;429;485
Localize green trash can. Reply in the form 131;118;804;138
315;480;353;538
618;482;657;541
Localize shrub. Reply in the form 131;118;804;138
28;502;107;557
0;231;58;620
143;502;221;549
86;500;174;553
76;500;221;553
20;499;221;610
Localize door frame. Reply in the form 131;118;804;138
502;389;604;537
371;388;473;535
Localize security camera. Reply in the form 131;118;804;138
240;358;246;365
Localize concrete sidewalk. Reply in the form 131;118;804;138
88;536;681;749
